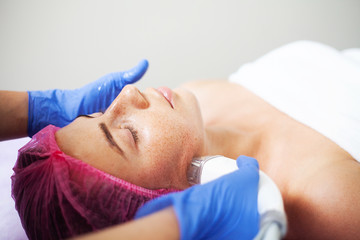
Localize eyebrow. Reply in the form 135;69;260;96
98;122;124;155
76;115;124;155
76;114;95;119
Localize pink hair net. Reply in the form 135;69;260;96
11;125;178;240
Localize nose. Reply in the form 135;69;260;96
107;85;149;115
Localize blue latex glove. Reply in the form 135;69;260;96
27;59;148;137
136;155;260;240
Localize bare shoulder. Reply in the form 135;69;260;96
286;158;360;239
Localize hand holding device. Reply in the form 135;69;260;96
136;155;260;240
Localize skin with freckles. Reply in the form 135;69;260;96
56;81;360;240
56;85;205;190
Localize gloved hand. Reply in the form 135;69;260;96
27;59;148;137
135;155;260;240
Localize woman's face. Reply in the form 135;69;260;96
55;85;205;190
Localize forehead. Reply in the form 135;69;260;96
56;116;130;178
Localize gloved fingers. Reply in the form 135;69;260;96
135;194;174;219
121;59;149;85
236;155;259;171
235;155;260;186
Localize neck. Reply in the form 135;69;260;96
202;126;264;160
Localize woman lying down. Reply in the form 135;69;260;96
12;41;360;239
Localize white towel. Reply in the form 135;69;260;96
229;40;360;162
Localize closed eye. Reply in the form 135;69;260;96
126;126;139;143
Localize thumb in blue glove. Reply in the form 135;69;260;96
27;59;148;137
135;155;260;240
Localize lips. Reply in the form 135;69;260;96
156;87;174;108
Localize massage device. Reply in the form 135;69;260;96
187;156;287;240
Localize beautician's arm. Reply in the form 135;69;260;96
73;207;179;240
0;91;28;140
0;60;148;141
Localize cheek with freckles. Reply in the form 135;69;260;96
136;120;196;189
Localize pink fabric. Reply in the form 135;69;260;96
11;125;178;240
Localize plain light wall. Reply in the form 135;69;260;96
1;0;360;91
